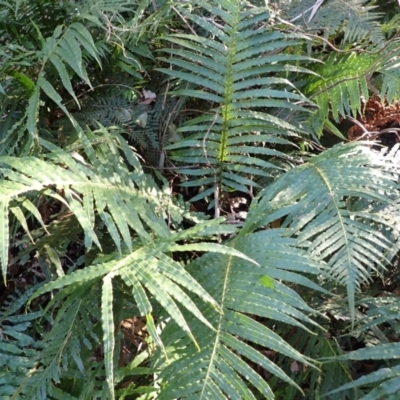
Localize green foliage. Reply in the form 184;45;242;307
303;52;374;136
273;0;400;139
156;229;325;399
1;0;400;399
0;285;42;397
159;1;314;209
320;294;400;399
275;0;385;44
242;142;400;323
324;344;400;400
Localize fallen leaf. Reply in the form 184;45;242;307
138;89;156;104
291;360;300;373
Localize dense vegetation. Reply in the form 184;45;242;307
1;0;400;398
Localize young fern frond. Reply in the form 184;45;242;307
241;142;400;323
158;1;314;209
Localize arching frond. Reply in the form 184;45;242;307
241;142;400;323
156;229;326;399
0;127;256;398
302;46;400;137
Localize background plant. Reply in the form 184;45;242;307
1;0;400;399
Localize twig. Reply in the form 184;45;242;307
347;116;400;141
290;0;324;23
62;84;141;107
346;116;369;135
172;6;197;36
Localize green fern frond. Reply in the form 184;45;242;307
23;22;101;138
0;128;168;277
351;293;400;346
155;229;325;399
0;284;43;398
56;86;183;165
21;222;255;398
7;279;153;399
324;345;400;400
1;127;266;397
303;51;376;136
57;90;155;146
158;0;314;209
376;43;400;103
0;105;27;157
277;0;384;44
299;44;400;137
241;141;400;324
269;320;360;399
4;281;152;399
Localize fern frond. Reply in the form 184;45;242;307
0;128;172;275
303;51;376;136
30;226;258;338
156;229;325;399
241;141;400;323
57;91;156;148
159;1;314;210
1;126;266;397
23;22;102;138
351;293;400;346
278;0;384;44
2;214;241;398
0;284;43;398
324;345;400;400
56;86;183;165
376;44;400;103
268;318;361;399
11;281;153;399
